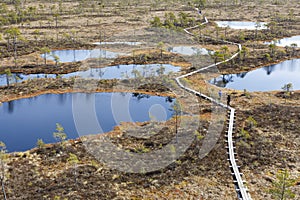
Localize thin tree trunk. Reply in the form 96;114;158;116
13;37;17;68
1;179;7;200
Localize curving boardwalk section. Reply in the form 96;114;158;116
175;9;251;200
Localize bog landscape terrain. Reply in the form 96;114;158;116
0;0;299;199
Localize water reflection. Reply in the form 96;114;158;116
93;41;142;45
0;92;175;152
0;64;180;86
66;64;180;79
264;65;274;75
210;59;300;91
0;73;57;86
211;74;234;88
132;93;150;100
167;46;212;55
265;35;300;47
236;72;247;78
7;101;14;113
0;73;27;86
41;49;123;63
215;21;267;30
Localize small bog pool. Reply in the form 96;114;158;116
93;41;142;45
41;49;123;63
265;35;300;47
0;73;57;86
210;59;300;92
215;21;267;30
168;46;212;56
0;92;175;152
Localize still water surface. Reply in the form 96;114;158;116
210;59;300;91
0;64;181;86
0;92;174;152
265;35;300;47
42;49;123;63
215;21;267;30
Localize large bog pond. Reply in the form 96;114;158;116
210;59;300;91
215;21;267;30
0;93;174;152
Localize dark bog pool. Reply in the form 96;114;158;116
210;59;300;91
0;93;174;152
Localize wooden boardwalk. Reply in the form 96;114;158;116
175;9;252;200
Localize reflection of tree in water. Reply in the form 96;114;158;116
0;74;5;84
89;68;95;77
58;93;67;105
7;101;14;114
264;59;300;75
98;68;105;78
132;93;150;100
192;47;205;55
263;65;275;75
236;72;248;78
165;96;174;103
167;47;174;53
222;74;234;85
13;73;21;83
85;93;93;101
211;74;234;87
16;73;23;81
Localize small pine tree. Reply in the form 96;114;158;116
282;83;293;94
269;169;296;200
53;123;67;144
150;16;162;27
52;54;60;67
172;100;181;143
246;116;257;130
40;47;51;65
157;41;165;59
240;128;251;140
36;139;45;149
